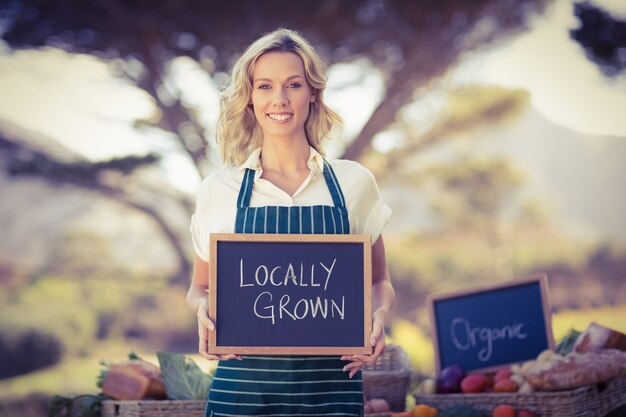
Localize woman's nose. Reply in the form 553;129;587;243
272;89;289;106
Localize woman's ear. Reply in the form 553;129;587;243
310;93;316;103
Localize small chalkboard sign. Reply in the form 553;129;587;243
428;275;553;374
208;233;372;355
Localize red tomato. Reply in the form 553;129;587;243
492;405;516;417
461;374;489;393
494;368;513;382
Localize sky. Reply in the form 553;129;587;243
0;0;624;193
453;0;626;137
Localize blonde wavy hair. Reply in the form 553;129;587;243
216;28;342;166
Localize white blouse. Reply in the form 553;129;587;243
190;147;392;262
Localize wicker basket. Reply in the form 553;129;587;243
414;375;626;417
102;346;411;417
363;344;412;412
101;399;206;417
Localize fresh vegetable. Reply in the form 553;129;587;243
48;394;107;417
518;410;538;417
436;365;465;393
573;322;626;353
494;379;518;393
411;404;438;417
157;351;212;400
368;398;390;413
518;381;534;394
440;404;485;417
493;369;512;382
390;412;412;417
556;328;581;355
102;364;159;400
419;378;437;394
492;405;515;417
101;357;166;400
48;351;212;417
510;373;525;386
460;374;489;393
536;349;563;362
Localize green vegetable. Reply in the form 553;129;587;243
556;328;581;356
440;404;486;417
157;351;212;400
96;359;111;389
48;393;108;417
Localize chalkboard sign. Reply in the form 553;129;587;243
208;233;372;355
428;275;553;374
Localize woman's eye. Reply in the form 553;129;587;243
288;83;301;88
258;84;270;90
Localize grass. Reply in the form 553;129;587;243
0;339;216;399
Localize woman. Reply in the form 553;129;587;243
187;28;395;416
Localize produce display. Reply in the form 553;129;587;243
573;321;626;353
99;351;212;401
524;348;626;390
436;364;465;394
101;358;166;400
407;323;626;417
364;398;391;414
48;352;212;417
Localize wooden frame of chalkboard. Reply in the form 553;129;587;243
208;233;372;355
428;274;554;374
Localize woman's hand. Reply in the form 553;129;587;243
196;298;242;361
340;308;387;378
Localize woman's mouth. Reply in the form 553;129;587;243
267;113;293;122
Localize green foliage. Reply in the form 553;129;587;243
4;275;98;356
418;156;524;232
0;227;193;367
157;351;212;400
443;86;530;129
48;393;107;417
555;328;582;356
96;360;110;389
0;272;191;359
387;226;593;292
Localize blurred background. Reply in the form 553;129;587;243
0;0;625;415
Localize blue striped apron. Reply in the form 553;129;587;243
205;159;364;417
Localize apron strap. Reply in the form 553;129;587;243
236;168;255;208
237;160;346;209
322;159;347;208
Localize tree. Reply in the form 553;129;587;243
570;1;626;77
366;86;531;234
0;0;551;283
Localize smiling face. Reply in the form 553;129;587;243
250;51;315;144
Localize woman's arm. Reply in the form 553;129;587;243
186;254;209;313
187;254;240;361
370;234;395;345
342;235;395;377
